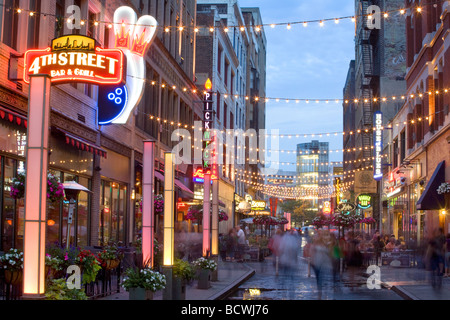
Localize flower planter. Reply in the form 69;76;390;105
4;270;23;285
172;277;187;300
105;259;120;270
197;269;211;289
128;287;154;300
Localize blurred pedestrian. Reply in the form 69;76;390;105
310;230;333;299
226;228;237;261
372;232;385;266
236;225;246;262
344;231;362;290
425;228;446;276
385;236;397;251
279;230;299;274
268;228;283;272
445;233;450;277
330;232;343;289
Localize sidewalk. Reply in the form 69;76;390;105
374;265;450;300
98;260;255;301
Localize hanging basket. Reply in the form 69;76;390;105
4;269;23;286
105;259;120;270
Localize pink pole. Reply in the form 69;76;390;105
142;141;155;268
23;75;51;298
203;173;211;257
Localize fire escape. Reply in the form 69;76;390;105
358;0;379;168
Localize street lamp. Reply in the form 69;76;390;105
63;181;91;250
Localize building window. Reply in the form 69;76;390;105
99;180;127;246
27;0;41;49
2;0;20;50
55;0;65;38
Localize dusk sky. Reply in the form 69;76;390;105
238;0;356;169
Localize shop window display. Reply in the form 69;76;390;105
99;180;127;246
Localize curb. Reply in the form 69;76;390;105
361;271;418;300
388;285;419;300
208;264;256;300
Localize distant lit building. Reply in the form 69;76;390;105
296;140;329;212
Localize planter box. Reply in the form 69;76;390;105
128;287;154;300
197;269;211;289
172;277;186;300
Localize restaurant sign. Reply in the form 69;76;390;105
251;200;267;211
24;35;125;85
356;194;372;209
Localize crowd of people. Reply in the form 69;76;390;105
219;223;450;294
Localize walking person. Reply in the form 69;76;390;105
310;230;333;300
268;228;283;274
425;228;446;290
235;225;246;262
226;228;237;261
445;233;450;277
372;231;385;266
344;231;363;290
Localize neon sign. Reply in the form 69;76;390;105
101;6;157;125
251;200;266;211
193;168;218;183
356;194;372;209
373;111;383;181
24;35;125;85
323;201;331;214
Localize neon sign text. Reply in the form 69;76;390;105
24;35;125;85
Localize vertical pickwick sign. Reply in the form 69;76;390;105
203;79;214;173
373;111;383;181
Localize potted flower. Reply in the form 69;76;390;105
0;248;24;285
45;254;64;279
76;249;102;284
9;171;65;202
47;173;65;202
122;267;166;300
437;182;450;208
192;257;217;289
154;194;164;214
97;245;123;270
45;278;88;300
437;182;450;195
9;172;25;200
173;258;196;300
219;209;229;222
361;217;376;225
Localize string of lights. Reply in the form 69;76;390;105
138;107;447;140
0;1;432;33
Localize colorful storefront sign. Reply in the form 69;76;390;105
373;111;383;181
356;194;372;209
24;35;125;85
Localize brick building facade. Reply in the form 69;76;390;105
0;0;200;251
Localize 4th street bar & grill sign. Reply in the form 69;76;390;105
23;35;125;85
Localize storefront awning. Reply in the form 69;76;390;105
154;170;194;196
59;129;107;159
416;160;446;210
0;106;27;128
175;179;194;196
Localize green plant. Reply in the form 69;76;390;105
46;244;79;269
76;249;102;284
192;257;217;271
45;279;88;300
173;258;196;281
97;245;124;265
45;254;64;271
121;267;166;292
0;248;23;271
